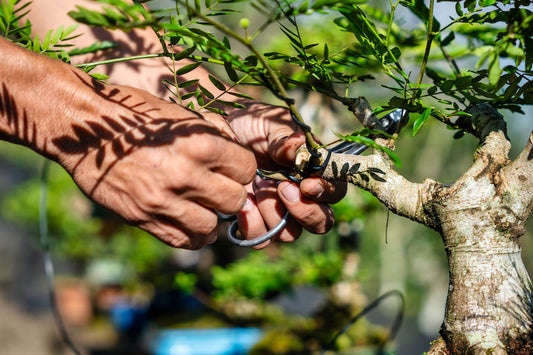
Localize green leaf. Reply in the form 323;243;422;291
52;25;64;45
455;2;464;16
412;107;432;136
89;73;110;81
63;24;79;38
173;46;196;61
204;106;227;116
453;130;466;139
465;0;476;12
525;36;533;71
208;75;226;91
215;99;246;109
440;31;455;47
384;47;401;64
175;62;202;75
222;36;231;50
32;33;41;52
455;75;472;90
178;79;199;88
69;41;117;56
503;75;521;100
181;92;197;100
198;84;215;99
336;6;388;59
369;171;386;182
42;29;53;51
224;61;238;82
227;91;255;100
488;52;501;86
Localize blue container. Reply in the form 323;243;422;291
150;327;263;355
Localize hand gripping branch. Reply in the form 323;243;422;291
224;109;404;247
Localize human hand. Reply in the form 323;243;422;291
227;103;348;249
53;80;257;250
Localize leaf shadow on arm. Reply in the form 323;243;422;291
52;72;226;196
0;83;40;152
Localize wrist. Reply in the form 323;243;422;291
0;38;116;169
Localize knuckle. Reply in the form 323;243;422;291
304;206;335;234
198;223;217;238
296;208;318;227
138;189;169;213
292;206;327;234
188;134;222;161
242;152;258;182
167;235;193;249
277;224;302;243
226;189;248;214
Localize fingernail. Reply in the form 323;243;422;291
241;196;254;212
208;233;218;245
306;182;324;198
280;183;300;203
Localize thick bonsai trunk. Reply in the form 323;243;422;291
440;224;533;353
430;147;533;353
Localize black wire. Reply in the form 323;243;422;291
321;290;405;355
39;160;84;355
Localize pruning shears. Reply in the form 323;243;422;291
223;109;405;247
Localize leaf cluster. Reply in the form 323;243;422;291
41;0;533;143
211;245;344;301
386;0;533;138
0;0;80;62
68;0;158;31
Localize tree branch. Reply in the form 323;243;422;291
502;130;533;222
426;337;448;355
446;104;511;193
344;96;387;131
296;147;441;230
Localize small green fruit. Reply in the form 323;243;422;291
240;18;250;29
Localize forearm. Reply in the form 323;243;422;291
0;37;104;160
0;36;206;176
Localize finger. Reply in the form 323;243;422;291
278;181;335;235
139;205;218;250
236;195;272;249
182;170;248;215
183;135;257;185
253;177;302;243
201;111;239;141
299;177;347;204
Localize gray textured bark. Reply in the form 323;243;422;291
297;104;533;353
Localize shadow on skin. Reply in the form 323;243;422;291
51;72;234;196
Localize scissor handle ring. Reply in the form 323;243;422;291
227;211;290;247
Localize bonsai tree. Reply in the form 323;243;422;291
3;0;533;353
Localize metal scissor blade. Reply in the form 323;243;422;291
329;141;368;155
328;108;405;156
